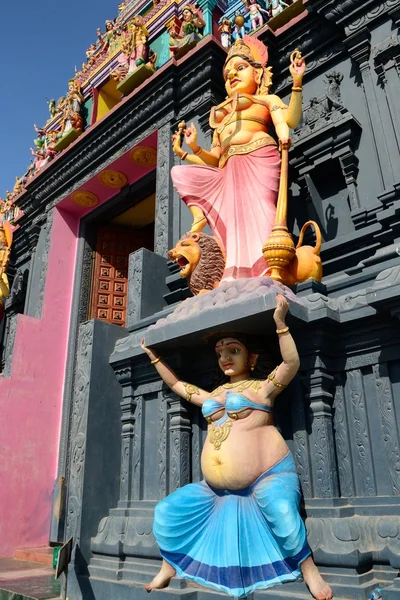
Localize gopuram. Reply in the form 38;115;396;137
1;1;400;600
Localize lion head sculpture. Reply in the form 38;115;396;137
168;232;225;295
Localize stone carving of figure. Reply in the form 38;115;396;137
243;0;269;31
47;98;57;118
232;10;246;40
324;71;344;111
170;36;305;281
120;16;149;71
270;0;289;18
60;79;84;133
218;17;233;49
168;4;206;58
141;295;333;600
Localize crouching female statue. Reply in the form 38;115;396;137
141;295;333;599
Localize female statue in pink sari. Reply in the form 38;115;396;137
171;36;305;281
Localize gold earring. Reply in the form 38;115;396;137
251;365;255;371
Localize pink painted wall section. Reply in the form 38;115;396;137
0;207;79;558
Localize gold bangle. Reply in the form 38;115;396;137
292;86;303;92
180;152;188;160
194;146;202;155
276;327;289;335
151;357;160;365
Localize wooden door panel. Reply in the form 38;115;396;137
90;226;152;327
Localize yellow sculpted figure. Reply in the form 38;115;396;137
171;35;305;280
0;221;12;320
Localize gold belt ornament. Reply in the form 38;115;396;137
219;136;276;169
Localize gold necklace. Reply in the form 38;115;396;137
211;379;262;397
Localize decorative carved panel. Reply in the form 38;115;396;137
90;226;153;327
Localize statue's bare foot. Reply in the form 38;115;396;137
190;216;207;233
144;561;176;593
301;557;333;599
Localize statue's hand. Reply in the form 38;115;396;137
279;138;292;151
171;130;183;157
184;122;198;151
289;50;306;85
273;293;289;325
141;338;159;361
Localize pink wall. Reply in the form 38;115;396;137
0;135;157;558
0;208;79;558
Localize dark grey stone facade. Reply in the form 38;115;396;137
3;0;400;598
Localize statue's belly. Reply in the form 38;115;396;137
201;425;288;490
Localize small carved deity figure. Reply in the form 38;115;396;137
218;17;233;49
123;16;150;69
99;19;121;54
233;10;246;40
30;146;47;173
243;0;269;31
324;71;344;111
170;36;305;281
60;79;84;134
270;0;289;18
12;176;24;198
167;4;206;59
47;98;57;118
142;295;333;600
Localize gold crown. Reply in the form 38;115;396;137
225;35;269;67
182;3;197;13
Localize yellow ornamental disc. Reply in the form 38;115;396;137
98;170;128;188
130;146;157;166
71;191;99;207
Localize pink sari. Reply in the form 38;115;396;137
171;145;281;280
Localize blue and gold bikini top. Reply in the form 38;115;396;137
202;392;272;422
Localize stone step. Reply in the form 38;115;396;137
14;549;53;567
0;559;60;600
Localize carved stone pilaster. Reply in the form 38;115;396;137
34;208;54;319
65;321;94;555
167;393;191;491
346;368;377;497
333;378;355;498
114;365;142;506
155;124;175;258
345;29;395;191
339;152;361;211
373;35;400;163
291;381;313;499
1;311;18;377
303;368;339;499
158;390;168;499
372;363;400;495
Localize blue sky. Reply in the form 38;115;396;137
0;0;118;198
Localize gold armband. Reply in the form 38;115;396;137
267;367;287;389
180;152;188;160
182;382;200;402
151;357;160;365
194;146;202;155
292;86;303;92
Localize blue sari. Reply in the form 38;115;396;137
153;452;311;598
